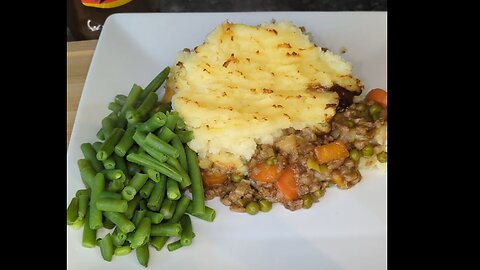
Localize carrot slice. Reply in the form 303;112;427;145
275;167;298;200
250;162;279;183
365;88;387;108
314;141;349;164
202;171;228;187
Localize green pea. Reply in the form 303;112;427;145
349;149;361;161
361;145;374;157
377;151;387;163
230;173;242;183
356;103;367;112
369;103;382;121
313;189;325;199
259;199;272;212
345;120;355;128
302;194;313;209
245;201;260;215
266;156;277;166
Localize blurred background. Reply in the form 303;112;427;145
67;0;387;41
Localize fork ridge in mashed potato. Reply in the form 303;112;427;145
165;21;362;173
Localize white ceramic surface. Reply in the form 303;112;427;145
67;12;387;270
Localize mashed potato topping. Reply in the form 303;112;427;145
166;21;362;173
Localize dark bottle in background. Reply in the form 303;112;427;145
67;0;159;40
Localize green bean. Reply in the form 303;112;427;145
136;243;149;267
170;195;191;224
151;223;182;237
114;128;136;157
96;128;105;141
102;169;126;182
137;111;167;133
127;161;142;177
139;180;155;199
126;153;183;182
135;92;158;120
132;209;147;227
114;246;132;256
156;126;176;143
103;212;135;233
302;194;313;209
108;102;122;113
89;173;105;230
98;233;114;262
165;157;191;188
80;143;104;172
245;201;260;215
139;200;148;210
150;236;169;251
166;178;181;200
67;197;79;225
118;84;143;127
96;128;125;161
180;214;194;246
77;159;96;188
121;186;136;201
130;217;151;249
112;227;127;247
108;179;125;193
91;142;101;152
144;132;179;158
175;117;186;130
96;198;128;213
146;210;164;224
149;102;171;117
115;94;128;106
112;154;128;176
140;66;170;101
125;194;142;219
259;199;272;212
171;136;187;171
144;167;161;183
186;146;205;215
78;194;90;220
103;217;116;229
132;131;169;162
147;176;167;211
126;110;143;125
176;130;194;143
102;156;116;170
165;111;179;131
160;198;178;220
128;173;149;193
167;239;184;252
102;113;118;138
75;188;90;197
127;144;139;155
82;212;96;248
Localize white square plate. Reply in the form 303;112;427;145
67;12;387;270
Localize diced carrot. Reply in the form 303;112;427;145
314;141;349;164
275;167;298;200
365;88;387;108
250;162;279;183
202;171;228;187
332;175;349;189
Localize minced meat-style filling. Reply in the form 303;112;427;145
203;98;387;212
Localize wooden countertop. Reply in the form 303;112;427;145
67;39;98;149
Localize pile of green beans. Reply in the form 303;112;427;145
67;67;216;267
